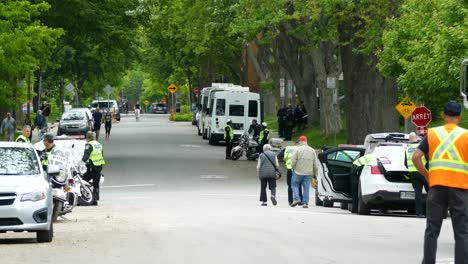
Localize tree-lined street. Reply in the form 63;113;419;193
1;115;457;264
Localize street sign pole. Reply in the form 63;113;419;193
167;84;177;121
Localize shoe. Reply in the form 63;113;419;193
302;204;309;208
290;200;301;207
271;196;277;206
261;202;267;206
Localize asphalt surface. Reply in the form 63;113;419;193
1;114;457;264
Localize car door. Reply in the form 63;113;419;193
318;147;365;197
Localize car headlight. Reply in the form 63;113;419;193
21;191;46;202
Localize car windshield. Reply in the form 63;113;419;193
92;102;114;108
62;112;85;120
0;148;41;176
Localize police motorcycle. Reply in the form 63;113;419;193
231;131;260;161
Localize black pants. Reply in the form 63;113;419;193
423;186;468;264
284;125;293;141
350;166;361;213
83;165;102;201
105;123;111;135
226;141;233;159
287;169;302;204
410;172;429;216
260;178;277;202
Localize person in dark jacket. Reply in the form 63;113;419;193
40;101;51;119
284;104;295;141
257;144;279;206
104;110;112;140
248;118;261;138
277;106;287;138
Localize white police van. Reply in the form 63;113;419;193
205;87;261;145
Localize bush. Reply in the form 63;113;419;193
180;105;190;113
172;113;192;122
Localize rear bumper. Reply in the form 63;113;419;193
362;191;423;207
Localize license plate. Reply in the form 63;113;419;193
400;191;415;200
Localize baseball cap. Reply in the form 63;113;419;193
444;100;462;116
299;135;307;142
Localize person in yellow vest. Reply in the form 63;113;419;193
81;131;106;206
283;144;302;204
41;134;56;171
16;125;31;143
405;132;429;217
224;119;234;160
258;122;271;153
350;154;372;213
412;100;468;264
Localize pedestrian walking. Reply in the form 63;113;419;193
283;143;302;204
92;107;103;140
104;110;112;140
34;110;47;140
257;144;280;206
24;113;32;141
277;106;287;138
16;125;31;143
81;131;106;206
40;101;51;120
224;119;234;160
405;132;429;217
248;118;261;138
258;122;271;153
412;100;468;264
284;104;295;141
290;136;319;208
0;112;17;141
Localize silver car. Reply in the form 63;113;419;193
57;110;93;137
0;142;55;242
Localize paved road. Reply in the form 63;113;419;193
1;114;456;264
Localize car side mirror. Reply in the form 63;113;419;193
47;165;61;178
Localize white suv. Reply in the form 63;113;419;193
316;133;420;215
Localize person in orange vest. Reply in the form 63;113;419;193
412;100;468;264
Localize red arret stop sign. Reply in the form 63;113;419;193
411;106;432;127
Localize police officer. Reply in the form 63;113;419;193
224;119;234;160
41;134;56;171
16;125;31;143
405;132;429;217
351;154;372;213
283;143;302;204
258;122;271;153
412;100;468;264
81;131;106;206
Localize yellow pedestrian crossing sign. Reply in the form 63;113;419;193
144;100;150;106
167;84;177;94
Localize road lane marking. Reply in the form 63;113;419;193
101;184;156;189
180;144;202;148
199;193;258;197
200;175;229;179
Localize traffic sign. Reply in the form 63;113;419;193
144;100;150;106
417;126;428;137
66;83;75;93
395;100;416;119
104;84;112;96
411;106;432;127
167;83;177;94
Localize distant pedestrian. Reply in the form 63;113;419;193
40;101;51;119
34;110;47;140
16;125;31;143
92;107;103;140
24;113;32;141
412;100;468;264
224;119;234;159
290;136;319;208
405;132;429;217
257;144;280;206
104;110;112;140
0;112;17;141
277;106;287;138
248;118;261;138
295;102;307;131
284;104;294;141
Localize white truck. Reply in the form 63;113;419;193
205;88;261;145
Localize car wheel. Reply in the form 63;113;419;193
315;190;323;206
357;182;371;215
323;198;334;207
202;129;208;140
197;127;202;136
208;131;217;145
340;202;348;210
37;221;53;243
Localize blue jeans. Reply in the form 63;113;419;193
292;172;311;204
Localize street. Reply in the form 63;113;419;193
1;114;456;264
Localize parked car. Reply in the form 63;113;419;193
151;103;167;114
57;110;93;137
316;133;421;215
90;100;121;121
0;142;55;242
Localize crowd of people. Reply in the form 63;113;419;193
277;101;307;141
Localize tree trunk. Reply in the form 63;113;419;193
339;26;398;144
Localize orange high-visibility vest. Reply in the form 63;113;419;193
427;123;468;189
